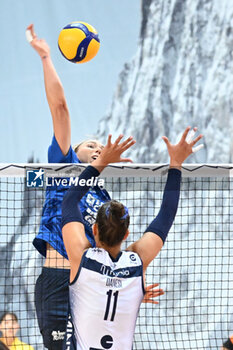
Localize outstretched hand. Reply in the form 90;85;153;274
142;283;164;305
162;127;203;168
92;134;136;171
26;24;50;58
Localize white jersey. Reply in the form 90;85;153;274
69;247;145;350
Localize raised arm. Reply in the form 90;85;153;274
127;127;203;272
26;24;71;155
61;135;136;281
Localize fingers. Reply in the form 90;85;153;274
183;127;204;154
26;24;33;31
145;283;159;291
192;144;204;153
186;128;196;144
163;126;199;147
119;157;133;163
114;134;124;145
120;136;134;148
144;300;159;305
187;129;203;153
181;126;192;143
191;133;203;146
145;284;163;293
109;134;136;152
144;283;164;301
101;134;135;164
143;297;159;304
121;139;136;152
146;289;164;296
107;134;112;147
143;285;165;304
26;29;33;43
26;23;36;43
145;284;164;298
162;136;170;147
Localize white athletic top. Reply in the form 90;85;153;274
69;247;145;350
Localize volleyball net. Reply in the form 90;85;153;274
0;163;232;350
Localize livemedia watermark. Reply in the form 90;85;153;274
26;169;104;188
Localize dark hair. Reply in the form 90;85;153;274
0;312;18;324
0;340;9;350
96;200;130;247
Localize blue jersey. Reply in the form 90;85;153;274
33;136;111;259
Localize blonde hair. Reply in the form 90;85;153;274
72;138;102;154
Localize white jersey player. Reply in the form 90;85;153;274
62;129;203;349
70;248;144;349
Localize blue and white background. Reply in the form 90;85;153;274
1;0;233;349
0;0;140;162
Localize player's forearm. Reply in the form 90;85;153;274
42;55;67;108
62;166;101;227
145;168;181;243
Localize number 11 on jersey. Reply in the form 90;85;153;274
104;290;119;322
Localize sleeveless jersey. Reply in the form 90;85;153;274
33;136;111;259
69;248;145;350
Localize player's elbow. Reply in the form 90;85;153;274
51;100;70;122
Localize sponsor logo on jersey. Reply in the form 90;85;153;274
130;253;137;261
90;334;114;349
51;330;65;341
92;248;103;253
100;264;130;277
80;193;104;225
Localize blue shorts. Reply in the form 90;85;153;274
35;267;75;350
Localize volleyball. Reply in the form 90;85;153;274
58;21;100;63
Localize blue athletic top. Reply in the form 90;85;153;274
33;136;111;259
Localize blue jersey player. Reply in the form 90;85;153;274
27;24;111;350
27;24;167;349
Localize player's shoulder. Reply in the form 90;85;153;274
48;135;80;164
86;247;106;260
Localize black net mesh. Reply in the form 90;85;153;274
0;167;232;349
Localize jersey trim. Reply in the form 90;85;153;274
138;254;146;295
107;251;122;262
70;249;144;286
83;254;142;278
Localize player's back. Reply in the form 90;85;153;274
69;248;144;350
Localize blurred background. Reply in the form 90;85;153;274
1;0;233;165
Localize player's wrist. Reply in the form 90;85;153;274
91;157;108;172
169;160;182;170
169;165;182;170
40;52;51;61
